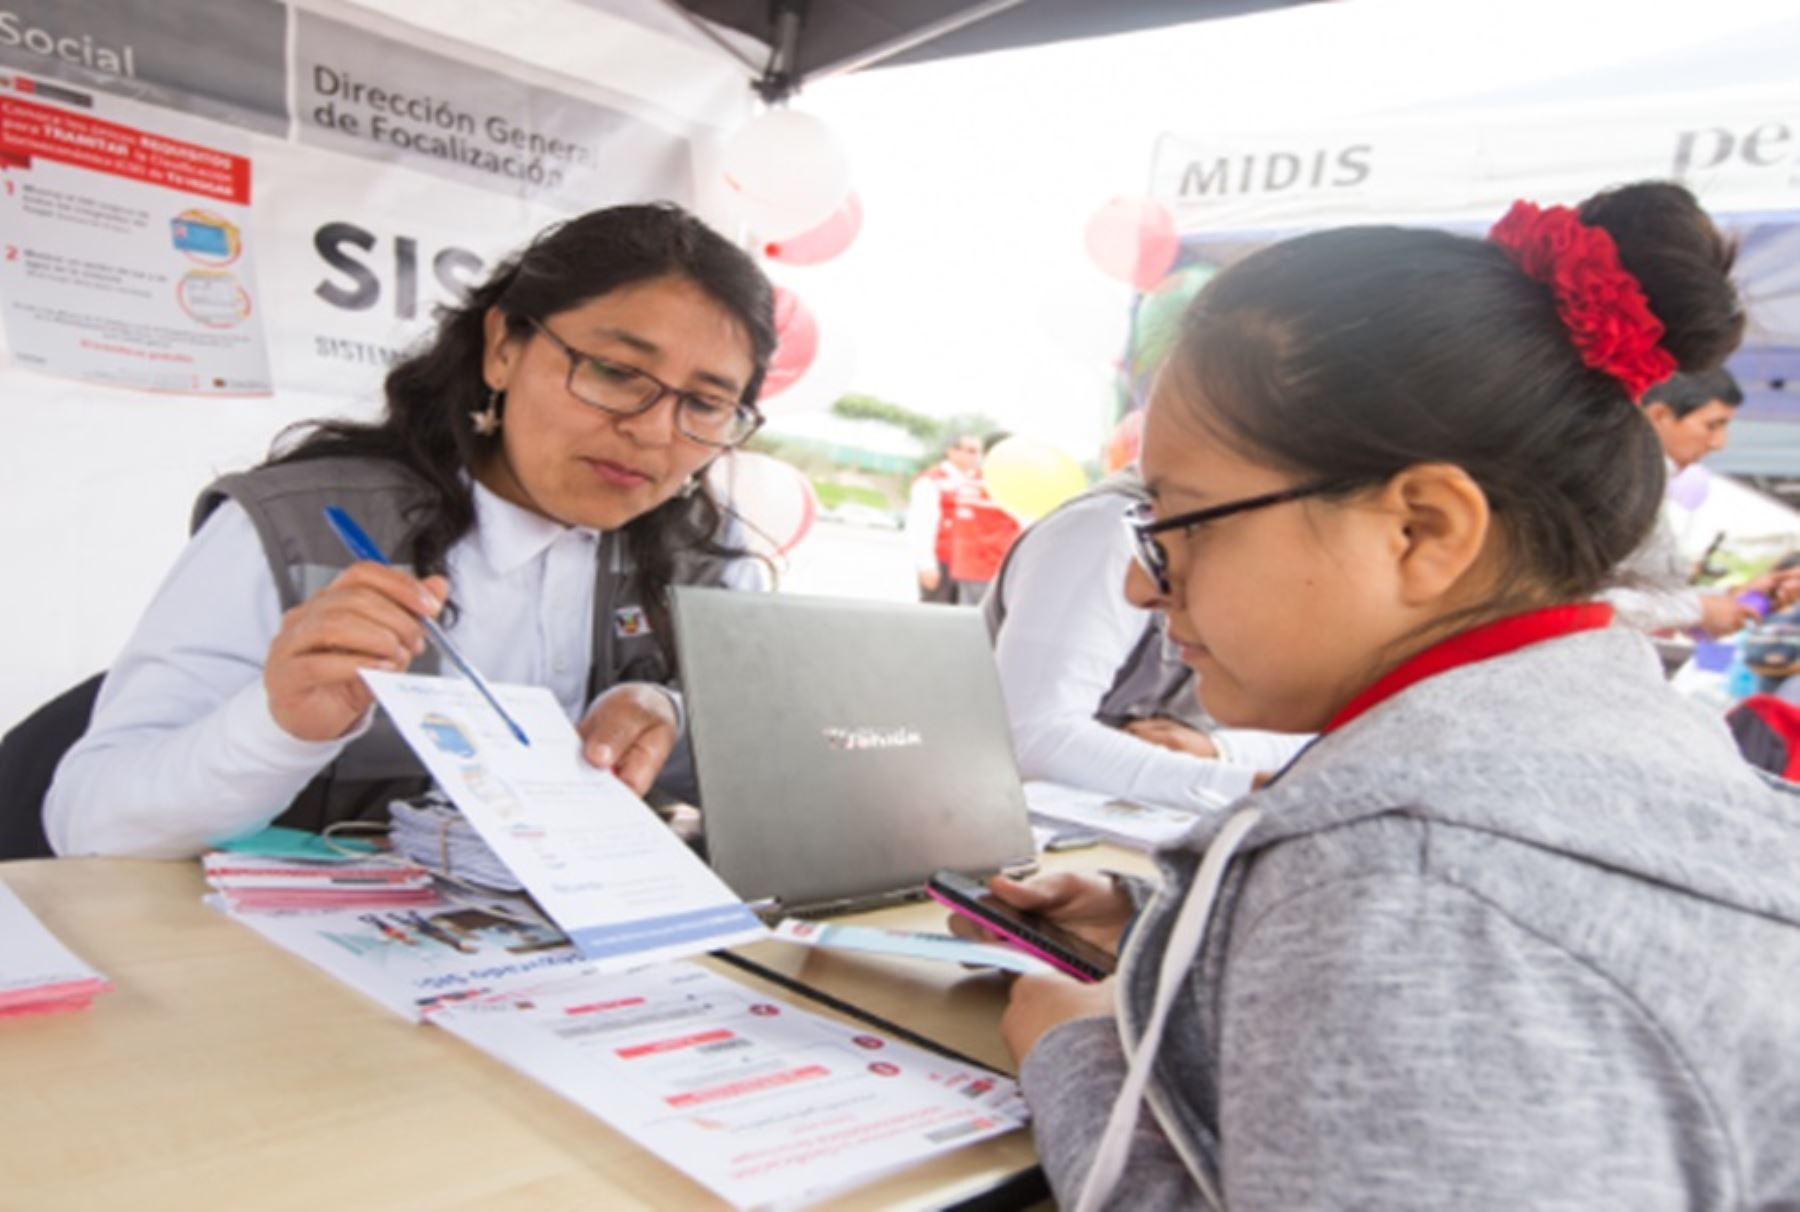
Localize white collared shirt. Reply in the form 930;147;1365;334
46;481;757;858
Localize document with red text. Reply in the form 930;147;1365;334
433;961;1027;1208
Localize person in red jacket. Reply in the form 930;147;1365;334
905;433;1021;604
905;433;981;603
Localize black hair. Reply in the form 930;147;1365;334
1171;180;1742;604
267;202;777;619
1641;368;1745;417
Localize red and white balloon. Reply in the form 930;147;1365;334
761;286;820;400
764;192;862;266
722;109;851;241
706;450;819;557
1084;197;1179;292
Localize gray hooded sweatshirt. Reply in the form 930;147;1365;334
1021;625;1800;1210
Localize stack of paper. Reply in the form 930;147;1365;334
202;853;437;912
1023;780;1202;850
0;880;112;1018
388;794;522;891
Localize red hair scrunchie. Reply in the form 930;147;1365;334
1488;200;1679;401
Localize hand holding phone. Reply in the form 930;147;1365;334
926;870;1117;983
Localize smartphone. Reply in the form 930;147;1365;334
925;870;1117;983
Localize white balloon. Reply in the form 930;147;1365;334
706;450;819;557
721;109;852;241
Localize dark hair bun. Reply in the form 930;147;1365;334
1578;182;1743;371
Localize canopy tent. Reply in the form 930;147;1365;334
663;0;1307;101
6;0;1797;733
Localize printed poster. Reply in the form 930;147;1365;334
0;74;271;392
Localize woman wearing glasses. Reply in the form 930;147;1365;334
956;181;1800;1209
47;204;775;857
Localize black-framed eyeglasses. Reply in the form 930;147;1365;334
530;319;762;449
1124;481;1345;595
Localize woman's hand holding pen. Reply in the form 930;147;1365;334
264;564;448;742
579;683;680;796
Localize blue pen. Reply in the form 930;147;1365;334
323;506;531;747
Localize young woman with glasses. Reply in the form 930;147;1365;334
48;204;776;857
954;181;1800;1209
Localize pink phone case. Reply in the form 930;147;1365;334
925;885;1103;982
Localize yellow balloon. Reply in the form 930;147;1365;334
982;437;1089;522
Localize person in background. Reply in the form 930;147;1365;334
47;203;775;859
946;430;1023;602
958;182;1800;1208
906;432;985;603
1609;368;1800;636
983;469;1308;811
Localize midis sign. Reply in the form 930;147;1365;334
1178;143;1374;198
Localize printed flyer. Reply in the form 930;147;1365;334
0;72;270;392
435;962;1027;1208
362;671;767;966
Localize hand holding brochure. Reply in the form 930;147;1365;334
361;672;765;966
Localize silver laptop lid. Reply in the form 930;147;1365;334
670;587;1036;913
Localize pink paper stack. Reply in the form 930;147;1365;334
0;881;112;1019
202;853;437;913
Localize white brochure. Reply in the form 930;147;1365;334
0;880;112;1014
1023;780;1202;850
433;962;1027;1209
772;919;1055;977
210;890;597;1021
362;672;765;965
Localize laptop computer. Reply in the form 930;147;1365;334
669;586;1038;915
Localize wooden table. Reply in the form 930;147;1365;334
0;845;1153;1210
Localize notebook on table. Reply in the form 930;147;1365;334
670;587;1037;915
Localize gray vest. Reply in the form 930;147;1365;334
982;471;1214;731
193;455;735;830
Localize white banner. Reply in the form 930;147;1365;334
0;0;754;730
1152;85;1800;236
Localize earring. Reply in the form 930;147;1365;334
470;389;502;437
678;476;700;499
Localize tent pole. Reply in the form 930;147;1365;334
758;1;807;102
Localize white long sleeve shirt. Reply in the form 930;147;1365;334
46;482;760;858
989;491;1309;812
1605;477;1707;634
